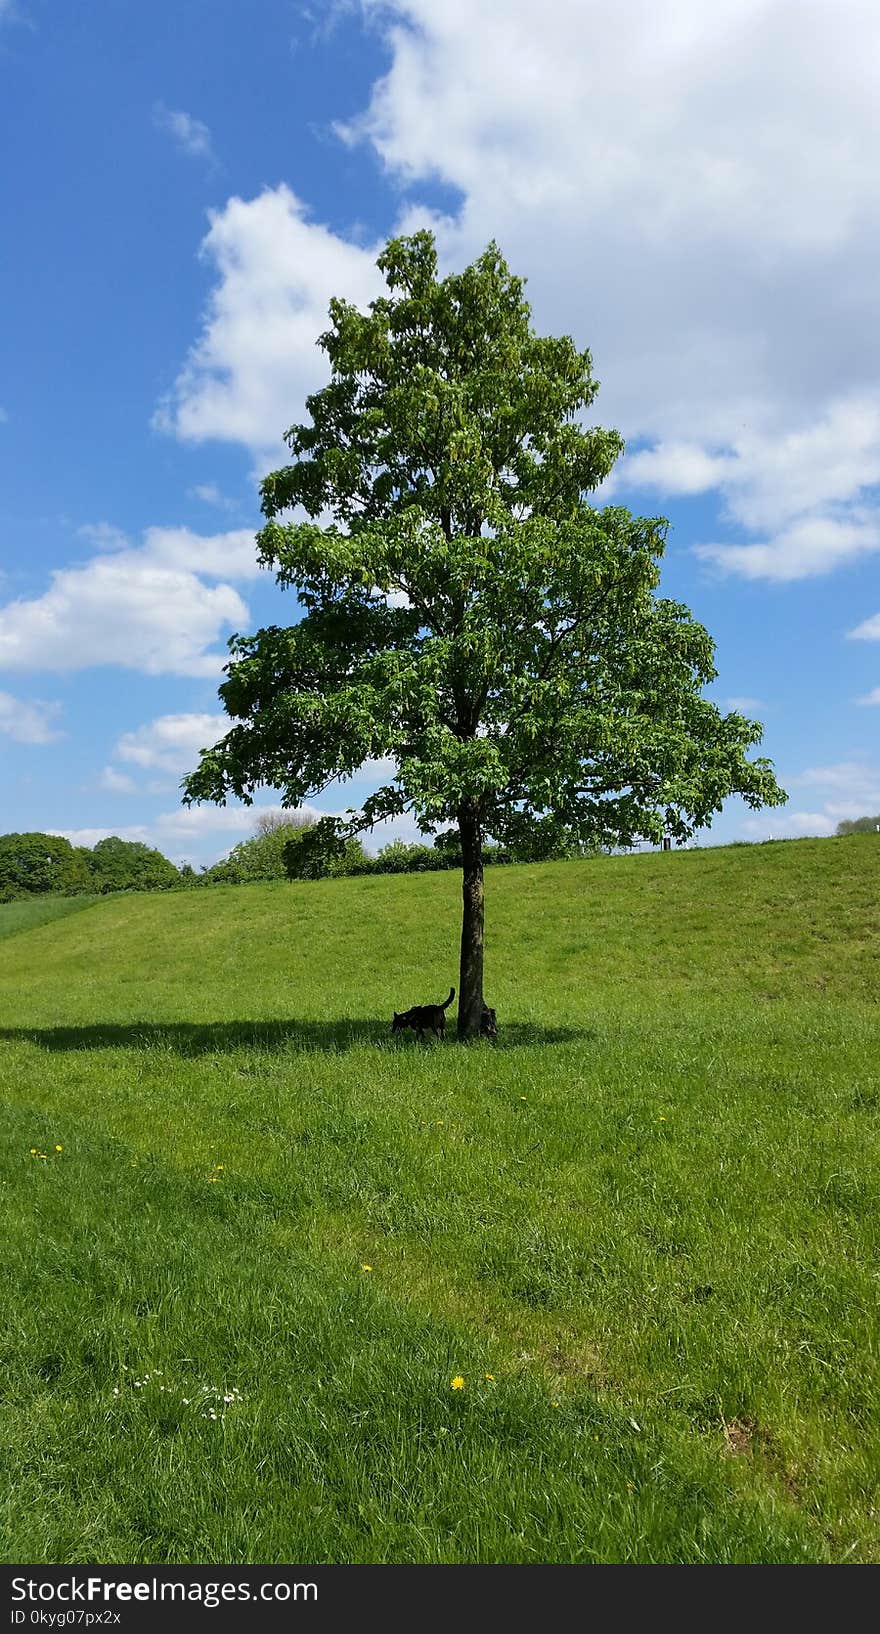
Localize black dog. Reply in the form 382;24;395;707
391;989;498;1042
392;987;455;1040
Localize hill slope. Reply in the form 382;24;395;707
1;838;878;1564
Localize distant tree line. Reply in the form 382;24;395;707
0;832;181;902
200;816;596;885
836;815;880;835
0;815;601;902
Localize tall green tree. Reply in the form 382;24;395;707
82;837;180;893
183;232;785;1038
0;832;91;899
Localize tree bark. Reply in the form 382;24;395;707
457;802;484;1040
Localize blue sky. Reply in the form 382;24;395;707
1;0;879;865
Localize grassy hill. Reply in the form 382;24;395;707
1;837;878;1563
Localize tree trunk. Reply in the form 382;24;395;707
457;803;484;1040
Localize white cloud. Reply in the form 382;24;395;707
695;512;880;582
189;483;240;512
98;766;137;794
0;526;261;677
623;396;880;580
612;442;737;499
78;521;130;553
856;688;880;706
0;553;246;678
848;611;880;641
154;801;328;839
740;810;837;840
50;803;322;867
0;691;61;744
153;103;214;160
791;761;876;790
116;712;228;775
155;3;880;588
153;185;383;472
54;826;152;849
789;760;880;811
143;525;261;580
738;757;880;838
721;696;765;716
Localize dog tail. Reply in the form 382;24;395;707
441;987;455;1009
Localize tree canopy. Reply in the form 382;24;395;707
0;831;181;900
80;836;181;894
183;231;786;1035
0;832;91;900
836;815;880;836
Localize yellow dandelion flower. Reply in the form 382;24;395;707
484;1373;496;1381
450;1376;465;1390
551;1401;560;1408
209;1176;218;1183
361;1264;373;1272
30;1148;37;1155
55;1145;63;1152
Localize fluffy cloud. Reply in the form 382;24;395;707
189;483;240;512
154;185;382;472
623;396;880;579
54;800;335;866
791;761;880;820
156;2;880;587
790;760;880;801
740;810;837;840
116;712;228;775
0;526;260;677
695;513;880;583
142;525;262;580
99;766;137;794
848;611;880;642
737;758;880;838
57;825;152;848
0;691;61;744
153;103;214;160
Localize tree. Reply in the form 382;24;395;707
205;819;321;884
282;826;370;880
0;832;91;899
82;836;180;893
252;808;315;838
183;232;786;1037
836;815;880;835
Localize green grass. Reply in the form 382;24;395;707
0;893;99;942
1;836;878;1564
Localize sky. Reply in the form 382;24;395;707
1;0;879;866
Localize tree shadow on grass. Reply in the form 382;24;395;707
0;1018;594;1056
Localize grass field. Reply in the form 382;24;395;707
1;837;878;1564
0;894;98;943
